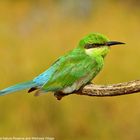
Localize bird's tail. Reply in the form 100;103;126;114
0;80;37;96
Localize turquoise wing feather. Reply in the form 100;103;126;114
33;64;57;86
41;49;103;92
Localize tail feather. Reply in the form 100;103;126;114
0;80;38;96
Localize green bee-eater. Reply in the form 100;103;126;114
0;33;124;96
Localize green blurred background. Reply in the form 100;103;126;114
0;0;140;139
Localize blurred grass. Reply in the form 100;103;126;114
0;0;140;139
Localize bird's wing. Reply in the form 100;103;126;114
41;51;100;92
33;57;61;86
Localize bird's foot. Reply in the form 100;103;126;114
54;91;73;100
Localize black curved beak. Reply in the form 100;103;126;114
106;41;125;46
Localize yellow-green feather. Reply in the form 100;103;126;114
41;33;110;93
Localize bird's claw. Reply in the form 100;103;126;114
54;92;66;100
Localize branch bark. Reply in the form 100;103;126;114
54;80;140;100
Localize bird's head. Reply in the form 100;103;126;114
78;33;125;58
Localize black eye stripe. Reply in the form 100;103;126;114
84;44;93;49
84;43;106;49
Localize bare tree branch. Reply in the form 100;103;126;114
54;80;140;100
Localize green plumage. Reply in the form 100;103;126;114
41;33;110;93
0;32;124;96
42;48;103;92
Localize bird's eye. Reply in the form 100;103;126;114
84;44;94;49
84;43;105;49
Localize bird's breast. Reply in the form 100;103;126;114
61;56;104;94
61;72;95;94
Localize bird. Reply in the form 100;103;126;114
0;33;125;97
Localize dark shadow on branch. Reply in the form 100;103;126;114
54;80;140;100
